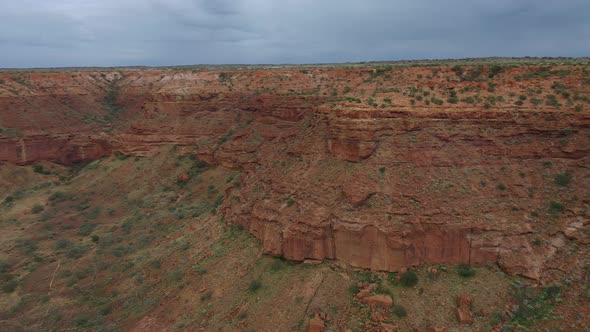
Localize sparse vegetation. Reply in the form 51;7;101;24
0;61;588;331
509;284;560;326
286;197;296;206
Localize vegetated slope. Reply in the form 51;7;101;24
0;61;589;330
0;151;574;331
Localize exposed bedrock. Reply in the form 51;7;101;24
0;67;589;281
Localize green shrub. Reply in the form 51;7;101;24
392;305;407;318
248;279;262;292
519;94;527;101
33;164;49;174
77;223;97;236
193;264;207;274
55;238;72;250
461;96;475;104
2;279;18;293
270;259;286;271
99;305;112;316
16;239;38;255
399;271;418;287
456;264;476;278
546;95;561;107
286;197;296;206
349;283;361;296
49;191;71;203
179;241;190;250
83;206;101;220
38;211;53;222
66;244;89;259
76;200;91;211
497;184;507;190
113;151;128;160
0;261;10;273
150;259;161;269
31;204;44;214
200;291;213;302
489;65;504;77
487;82;496;92
548;201;564;215
72;316;92;328
170;268;184;282
554;171;571;186
430;97;442;105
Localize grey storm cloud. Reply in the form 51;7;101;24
0;0;588;67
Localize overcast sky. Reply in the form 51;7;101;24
0;0;588;68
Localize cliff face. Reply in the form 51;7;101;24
1;65;589;281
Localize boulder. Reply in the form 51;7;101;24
362;295;393;308
308;313;325;332
455;295;473;324
356;283;377;299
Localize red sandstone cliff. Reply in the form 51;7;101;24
0;64;588;281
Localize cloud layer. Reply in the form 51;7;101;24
0;0;588;67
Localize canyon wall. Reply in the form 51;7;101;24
1;64;589;281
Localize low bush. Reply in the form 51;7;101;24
49;191;72;203
66;244;89;259
548;201;564;215
31;204;44;214
456;264;476;278
554;171;572;186
248;279;262;292
2;279;18;293
16;239;38;255
392;305;407;318
33;164;49;174
55;238;72;250
399;271;418;287
0;260;10;273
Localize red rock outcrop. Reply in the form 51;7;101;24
455;295;474;324
1;64;589;281
362;295;393;308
